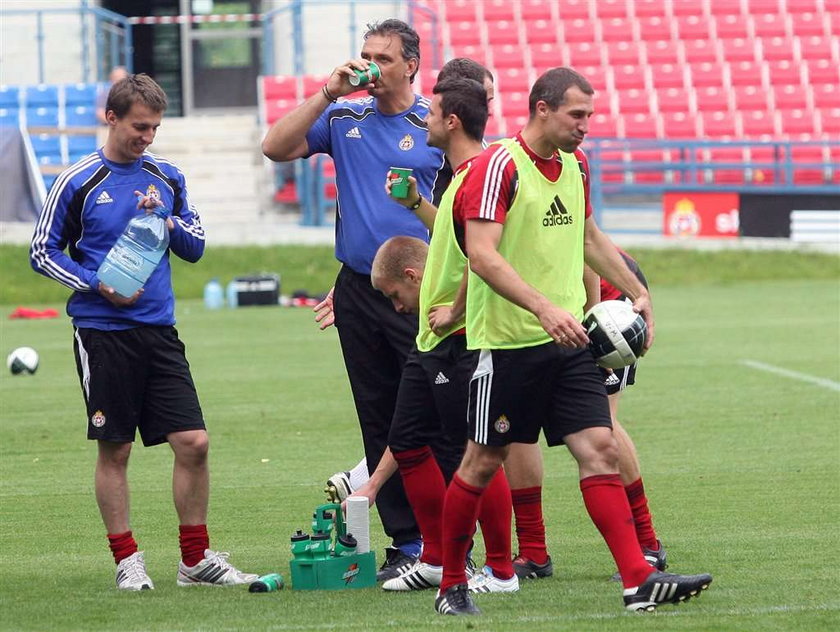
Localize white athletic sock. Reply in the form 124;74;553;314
348;458;369;490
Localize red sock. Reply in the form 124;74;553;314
580;474;653;588
441;474;484;592
510;485;548;565
394;446;446;566
179;524;209;567
625;478;659;551
477;469;514;579
107;531;138;564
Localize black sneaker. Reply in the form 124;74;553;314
611;540;668;581
623;570;713;612
512;554;554;579
376;546;418;582
434;584;481;616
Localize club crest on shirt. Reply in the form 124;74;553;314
91;410;106;428
494;414;510;433
144;184;161;203
398;134;414;151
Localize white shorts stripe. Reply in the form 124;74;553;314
470;350;494;444
74;328;90;399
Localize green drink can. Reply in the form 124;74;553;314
349;62;381;87
249;573;284;592
389;167;413;199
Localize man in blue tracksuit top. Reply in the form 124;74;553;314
262;18;456;580
30;73;256;591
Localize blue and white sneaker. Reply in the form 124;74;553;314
177;549;258;586
467;566;520;593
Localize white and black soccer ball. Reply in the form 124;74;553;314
7;347;39;375
583;301;647;369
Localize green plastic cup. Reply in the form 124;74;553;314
349;62;381;87
389;167;412;199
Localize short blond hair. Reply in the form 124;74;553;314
371;236;428;288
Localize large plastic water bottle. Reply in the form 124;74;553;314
226;279;239;308
203;278;224;309
97;206;170;297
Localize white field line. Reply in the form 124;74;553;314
741;359;840;392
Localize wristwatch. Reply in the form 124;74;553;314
409;196;423;210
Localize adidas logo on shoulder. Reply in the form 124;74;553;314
345;126;362;139
434;372;450;385
95;190;114;205
543;195;572;227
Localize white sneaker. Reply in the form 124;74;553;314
177;549;259;586
467;566;520;594
382;560;442;591
325;470;353;502
116;551;154;590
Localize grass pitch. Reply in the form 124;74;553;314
1;278;838;631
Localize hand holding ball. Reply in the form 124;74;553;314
583;301;647;369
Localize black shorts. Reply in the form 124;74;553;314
601;362;637;394
468;342;612;447
73;326;205;446
389;336;474;453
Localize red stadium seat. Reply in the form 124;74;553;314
612;64;648;90
805;58;840;86
812;83;840;109
566;41;603;68
495;67;532;94
596;148;628;183
633;0;668;17
746;0;783;15
797;35;838;62
265;99;296;124
700;110;738;137
729;60;766;87
777;108;817;137
675;15;713;41
569;65;610;92
766;59;804;87
500;91;530;117
695;85;731;112
637;16;672;41
621;112;661;138
444;0;479;22
732;84;771;111
707;0;743;16
484;114;505;139
773;84;809;110
604;41;643;66
505;113;530;133
672;0;703;15
789;12;827;37
451;44;490;65
740;109;778;138
790;144;828;184
561;18;598;43
486;20;521;46
785;0;821;13
301;74;331;97
761;36;796;62
719;37;760;63
822;108;840;135
600;17;636;42
690;62;728;88
751;13;789;38
529;42;564;68
656;86;693;113
649;63;688;89
522;0;556;20
682;39;720;64
524;19;560;45
644;40;681;65
704;146;748;185
449;21;483;47
714;14;750;40
491;44;527;69
589;111;620;137
482;0;517;22
614;88;654;114
660;111;699;138
263;75;297;100
557;0;592;20
626;149;669;184
595;0;631;19
746;145;779;184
